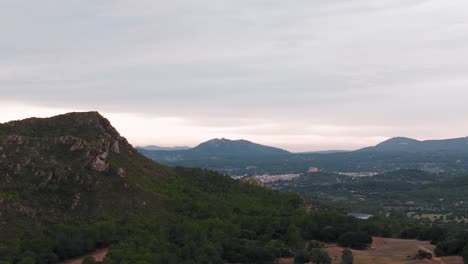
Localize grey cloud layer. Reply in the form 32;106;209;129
2;0;468;141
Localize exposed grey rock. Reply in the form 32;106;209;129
111;141;120;154
70;140;84;151
71;193;81;210
118;167;126;178
91;155;109;172
58;135;85;151
100;151;109;160
14;163;22;175
46;172;53;183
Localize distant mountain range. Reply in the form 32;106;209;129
359;136;468;153
139;136;468;175
137;145;191;151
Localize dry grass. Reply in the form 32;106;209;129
325;237;463;264
276;237;463;264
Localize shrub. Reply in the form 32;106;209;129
435;239;466;256
307;240;325;250
338;232;372;250
341;248;353;264
463;245;468;264
309;248;331;264
293;250;310;264
415;250;432;260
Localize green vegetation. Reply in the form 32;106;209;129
272;169;468;222
273;169;468;260
415;250;432;260
293;250;310;264
83;256;97;264
463;245;468;264
309;248;331;264
293;248;331;264
341;248;353;264
337;232;373;250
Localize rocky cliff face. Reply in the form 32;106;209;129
0;112;131;184
0;112;166;239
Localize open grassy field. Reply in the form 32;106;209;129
326;237;463;264
277;237;463;264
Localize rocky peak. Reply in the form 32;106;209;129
0;111;124;143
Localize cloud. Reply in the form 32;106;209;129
1;0;468;150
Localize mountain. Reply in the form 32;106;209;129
140;138;290;158
190;138;290;156
359;136;468;153
0;112;173;243
140;135;468;176
138;138;292;175
137;145;191;151
138;138;292;174
1;112;361;264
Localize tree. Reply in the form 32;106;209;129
341;249;353;264
463;245;468;264
17;257;35;264
293;250;310;264
83;256;97;264
17;251;36;264
338;232;372;250
415;250;432;260
309;248;331;264
286;224;303;249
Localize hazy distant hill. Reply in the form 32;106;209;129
137;145;191;151
138;138;291;164
140;136;468;175
190;138;290;156
359;136;468;153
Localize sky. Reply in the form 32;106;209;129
2;0;468;152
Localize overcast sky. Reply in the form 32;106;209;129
2;0;468;151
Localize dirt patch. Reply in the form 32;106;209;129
62;248;108;264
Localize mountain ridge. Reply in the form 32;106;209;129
190;138;291;156
359;136;468;153
137;137;291;165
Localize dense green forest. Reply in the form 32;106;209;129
271;169;468;220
